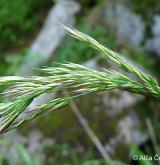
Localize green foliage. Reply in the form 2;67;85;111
17;144;33;165
53;24;115;64
52;0;59;3
0;140;42;165
0;0;51;50
3;50;27;75
46;143;104;165
18;144;42;165
129;144;152;165
132;0;160;19
0;63;6;76
44;143;127;165
0;139;131;165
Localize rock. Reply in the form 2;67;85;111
101;90;143;117
17;0;80;113
0;129;54;165
145;15;160;55
104;2;145;48
117;114;147;145
71;89;146;160
19;0;80;75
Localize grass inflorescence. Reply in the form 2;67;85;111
0;26;160;133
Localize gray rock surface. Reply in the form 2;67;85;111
18;0;80;113
19;0;80;75
0;130;53;165
104;2;145;48
145;15;160;55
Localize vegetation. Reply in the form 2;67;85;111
53;24;114;64
132;0;160;17
0;0;51;51
1;1;160;164
0;26;159;134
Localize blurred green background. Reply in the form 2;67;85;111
1;0;160;164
